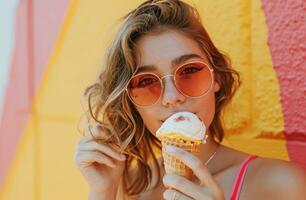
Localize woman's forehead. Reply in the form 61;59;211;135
134;31;209;72
135;53;207;74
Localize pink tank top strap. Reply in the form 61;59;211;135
230;155;258;200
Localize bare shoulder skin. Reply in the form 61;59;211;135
241;156;306;200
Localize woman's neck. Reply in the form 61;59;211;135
198;134;232;175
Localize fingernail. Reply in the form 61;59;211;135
165;145;176;153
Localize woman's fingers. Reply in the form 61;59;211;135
163;174;204;199
75;123;126;169
74;150;116;168
78;141;126;162
164;145;218;189
81;123;123;154
163;173;225;200
163;189;193;200
83;124;111;141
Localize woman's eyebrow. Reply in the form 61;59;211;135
135;53;203;74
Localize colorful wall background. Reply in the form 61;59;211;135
0;0;305;199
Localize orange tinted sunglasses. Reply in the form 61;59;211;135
125;61;214;107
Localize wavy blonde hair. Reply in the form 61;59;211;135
83;0;241;198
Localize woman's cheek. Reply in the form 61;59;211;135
144;118;160;136
194;93;216;129
204;95;216;128
136;109;159;136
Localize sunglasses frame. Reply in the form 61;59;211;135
125;61;215;107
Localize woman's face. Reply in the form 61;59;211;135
133;30;220;136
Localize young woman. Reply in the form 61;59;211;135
74;0;306;199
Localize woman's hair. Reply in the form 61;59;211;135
83;0;241;197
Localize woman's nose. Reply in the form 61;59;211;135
161;76;186;107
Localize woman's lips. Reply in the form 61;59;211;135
160;112;197;123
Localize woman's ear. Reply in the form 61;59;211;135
214;81;220;92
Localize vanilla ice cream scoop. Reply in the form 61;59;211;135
156;112;207;143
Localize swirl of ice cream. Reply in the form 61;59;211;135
156;112;206;142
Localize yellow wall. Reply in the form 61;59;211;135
194;0;286;158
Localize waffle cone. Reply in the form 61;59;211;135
161;137;200;180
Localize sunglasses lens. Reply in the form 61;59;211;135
127;73;162;106
175;62;212;97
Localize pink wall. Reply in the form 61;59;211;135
0;0;70;191
261;0;306;167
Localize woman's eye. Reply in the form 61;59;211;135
180;66;203;75
137;77;158;87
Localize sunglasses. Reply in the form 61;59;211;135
125;61;214;107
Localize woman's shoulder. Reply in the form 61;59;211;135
248;156;306;199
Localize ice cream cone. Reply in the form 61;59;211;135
161;137;200;180
156;112;207;180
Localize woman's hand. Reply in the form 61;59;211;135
73;124;126;196
162;145;225;200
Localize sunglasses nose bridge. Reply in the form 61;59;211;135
160;74;176;88
160;74;174;83
159;74;182;95
160;74;174;79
